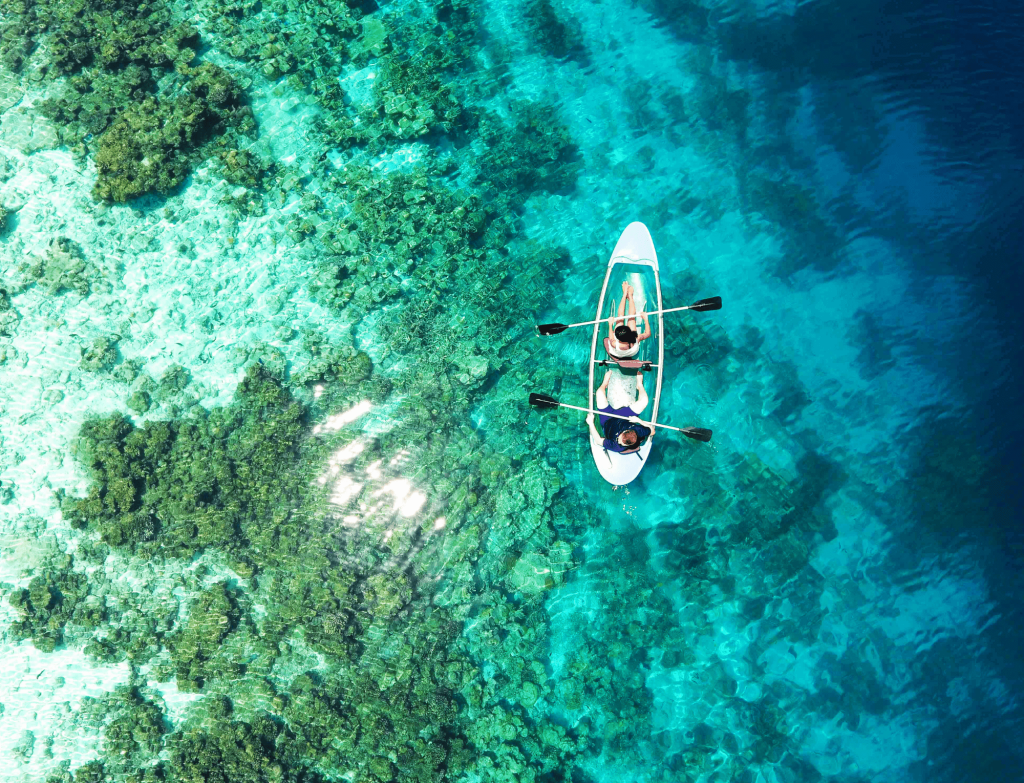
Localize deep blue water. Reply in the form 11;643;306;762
666;0;1024;778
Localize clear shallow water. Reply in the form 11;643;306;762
0;0;1022;781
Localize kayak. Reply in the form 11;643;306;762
588;222;664;485
530;223;716;481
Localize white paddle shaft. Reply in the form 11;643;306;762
553;400;694;435
558;303;701;331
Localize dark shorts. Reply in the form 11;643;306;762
598;405;637;429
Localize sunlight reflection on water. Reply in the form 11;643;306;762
312;399;372;434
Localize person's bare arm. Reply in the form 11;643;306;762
585;413;604;445
638;310;652;342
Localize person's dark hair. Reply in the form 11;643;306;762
614;325;638;344
620;430;638;446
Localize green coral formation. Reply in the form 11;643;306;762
311;161;574;407
49;713;313;783
282;616;470;782
7;559;88;652
80;335;119;372
62;364;308;556
200;0;479;150
52;358;594;782
292;331;373;386
0;233;119;307
0;286;18;336
126;390;151;414
53;399;483;781
84;686;168;765
168;714;320;783
40;64;158;149
3;0;252;201
3;534;180;659
473;103;581;198
157;363;191;395
47;760;105;783
201;0;359;84
92;63;254;201
16;2;195;75
213;146;279;189
525;0;589;62
362;53;464;144
169;583;241;691
29;236;92;296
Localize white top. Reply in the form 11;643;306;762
607;339;640;359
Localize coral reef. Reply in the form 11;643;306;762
29;236;92;296
47;713;317;783
82;686;168;765
167;714;320;783
126;390;151;414
362;53;464;145
2;0;253;201
201;0;359;86
80;336;119;372
525;0;590;63
61;364;309;556
40;65;159;148
7;559;88;652
169;583;241;691
213;146;278;189
0;286;19;336
22;2;194;76
473;103;581;200
282;613;469;782
292;331;373;386
93;63;254;201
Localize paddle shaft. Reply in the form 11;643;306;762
550;399;694;435
554;303;708;331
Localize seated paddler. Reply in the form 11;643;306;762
586;369;654;455
605;281;652;361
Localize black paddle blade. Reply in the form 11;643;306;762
691;296;722;312
537;323;569;336
529;393;560;409
682;427;713;443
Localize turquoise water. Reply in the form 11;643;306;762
1;0;1023;781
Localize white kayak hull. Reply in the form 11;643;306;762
588;222;665;485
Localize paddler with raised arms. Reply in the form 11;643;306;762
586;282;654;455
605;280;652;359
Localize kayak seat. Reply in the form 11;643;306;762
612;359;651;370
601;338;651;371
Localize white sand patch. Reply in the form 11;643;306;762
0;643;132;780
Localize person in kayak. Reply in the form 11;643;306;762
607;281;652;359
586;369;653;454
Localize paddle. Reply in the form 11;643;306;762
537;296;722;336
528;393;713;442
